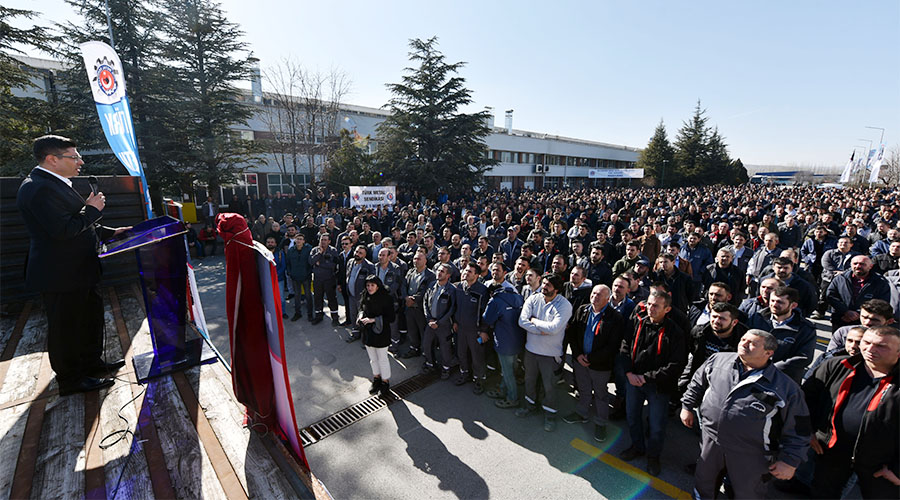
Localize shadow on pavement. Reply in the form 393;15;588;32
388;400;490;500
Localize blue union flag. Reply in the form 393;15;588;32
79;41;153;217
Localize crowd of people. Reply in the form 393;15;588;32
232;183;899;499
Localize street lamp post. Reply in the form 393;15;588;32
661;159;669;188
865;126;885;145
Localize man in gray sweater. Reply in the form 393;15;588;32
516;273;573;431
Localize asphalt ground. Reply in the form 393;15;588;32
193;254;838;499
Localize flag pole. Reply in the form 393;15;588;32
103;0;116;50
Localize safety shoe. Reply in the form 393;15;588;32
472;381;485;395
619;447;645;462
440;368;451;380
421;362;434;374
647;456;661;476
400;347;420;359
515;405;537;418
563;412;588;424
495;399;518;409
454;372;469;386
485;388;505;399
594;424;607;442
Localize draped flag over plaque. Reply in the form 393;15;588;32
79;41;153;217
218;213;307;466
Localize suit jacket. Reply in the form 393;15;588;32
16;168;114;292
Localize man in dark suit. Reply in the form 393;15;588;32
16;135;128;396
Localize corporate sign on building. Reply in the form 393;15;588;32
349;186;397;209
588;168;644;179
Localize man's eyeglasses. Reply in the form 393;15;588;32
55;154;83;160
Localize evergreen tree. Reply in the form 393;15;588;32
636;119;676;187
705;127;733;183
375;37;496;197
40;0;186;210
727;158;749;184
156;0;261;202
324;129;376;191
673;100;710;185
0;7;59;176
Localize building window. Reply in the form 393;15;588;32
368;141;378;154
501;151;513;163
545;155;559;166
544;177;560;189
240;130;255;141
268;173;310;195
219;173;259;203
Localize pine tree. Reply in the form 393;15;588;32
324;129;376;191
0;7;59;176
375;37;496;197
673;100;710;185
636;119;676;187
705;127;732;183
156;0;261;201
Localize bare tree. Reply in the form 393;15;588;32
876;144;900;186
260;58;350;195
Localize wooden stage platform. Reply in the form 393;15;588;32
0;283;330;499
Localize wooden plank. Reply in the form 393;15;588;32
0;301;31;364
184;363;297;499
0;305;49;405
0;403;28;499
84;390;106;500
173;371;249;500
108;288;175;500
0;301;34;394
150;375;227;499
30;392;86;499
10;352;53;500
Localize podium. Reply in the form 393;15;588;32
100;215;217;383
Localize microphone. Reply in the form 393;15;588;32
89;176;99;196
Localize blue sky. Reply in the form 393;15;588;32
8;0;900;166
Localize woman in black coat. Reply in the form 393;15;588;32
358;275;396;398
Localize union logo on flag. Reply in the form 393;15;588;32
91;56;119;97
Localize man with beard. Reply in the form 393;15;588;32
516;273;573;432
760;286;817;383
345;245;376;342
701;247;745;305
688;282;735;329
684;302;747;384
765;257;818;317
584;243;613;288
826;255;899;332
506;256;531;291
612;241;644;279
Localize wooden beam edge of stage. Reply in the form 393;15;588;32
172;372;249;500
10;351;52;500
108;287;177;500
0;301;34;389
125;281;326;499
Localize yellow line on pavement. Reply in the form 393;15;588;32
570;438;692;500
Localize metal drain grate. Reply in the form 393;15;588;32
299;372;438;447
